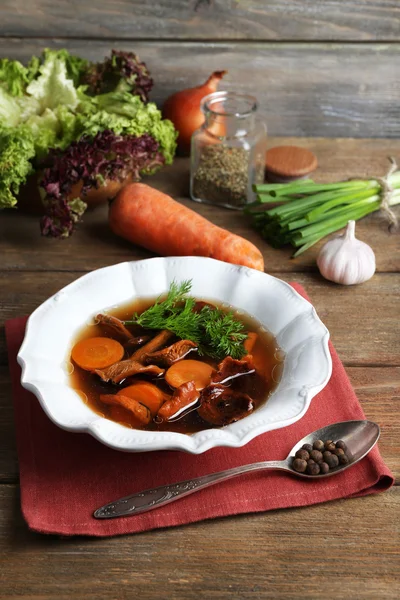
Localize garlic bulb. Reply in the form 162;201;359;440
317;220;376;285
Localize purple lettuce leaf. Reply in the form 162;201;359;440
39;129;164;238
82;50;154;102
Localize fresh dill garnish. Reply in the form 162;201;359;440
200;305;248;359
124;280;247;360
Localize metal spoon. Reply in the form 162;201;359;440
94;420;380;519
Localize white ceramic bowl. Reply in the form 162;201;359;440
18;257;332;454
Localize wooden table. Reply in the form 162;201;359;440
1;138;399;600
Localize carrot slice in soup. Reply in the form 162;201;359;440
117;382;167;416
165;359;214;391
71;337;124;371
244;332;258;354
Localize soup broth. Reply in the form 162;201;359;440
69;296;284;434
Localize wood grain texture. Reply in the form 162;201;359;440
1;141;399;275
0;1;399;41
0;484;399;600
0;365;397;483
0;39;399;137
0;138;398;598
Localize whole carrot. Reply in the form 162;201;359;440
109;183;264;271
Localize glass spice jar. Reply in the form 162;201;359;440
190;91;267;209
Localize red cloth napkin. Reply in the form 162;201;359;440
6;284;394;537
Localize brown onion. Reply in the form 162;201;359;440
162;70;227;155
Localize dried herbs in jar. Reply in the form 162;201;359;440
190;91;267;209
192;145;251;208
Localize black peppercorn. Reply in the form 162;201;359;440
306;462;320;475
295;449;310;461
291;438;350;476
313;440;325;452
293;458;307;473
310;449;323;463
302;443;313;453
319;462;330;474
332;447;345;456
325;453;339;468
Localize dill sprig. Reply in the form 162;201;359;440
125;280;247;360
199;305;248;359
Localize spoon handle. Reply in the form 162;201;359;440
94;460;289;519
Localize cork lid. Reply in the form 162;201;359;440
265;146;318;178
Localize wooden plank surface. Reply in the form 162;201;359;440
1;139;399;275
0;40;399;137
1;484;399;600
0;1;399;41
0;137;398;599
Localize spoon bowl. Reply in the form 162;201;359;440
94;420;380;519
288;419;380;478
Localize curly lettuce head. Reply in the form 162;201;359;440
0;48;177;226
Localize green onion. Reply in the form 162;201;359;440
246;167;400;256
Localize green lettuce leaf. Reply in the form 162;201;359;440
42;49;89;87
24;108;61;159
54;104;79;148
26;51;79;113
0;58;30;97
25;55;41;82
0;86;21;127
0;125;35;208
23;105;77;159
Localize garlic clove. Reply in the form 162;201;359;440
317;220;376;285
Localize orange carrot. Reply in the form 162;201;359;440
100;394;151;425
165;359;213;391
109;183;264;271
244;332;258;354
117;382;168;416
71;337;124;371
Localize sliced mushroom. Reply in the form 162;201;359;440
211;355;255;385
94;360;164;384
198;384;254;426
157;381;200;422
100;394;151;425
124;335;151;351
143;340;197;367
95;313;135;342
130;330;174;363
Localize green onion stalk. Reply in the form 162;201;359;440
245;161;400;257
